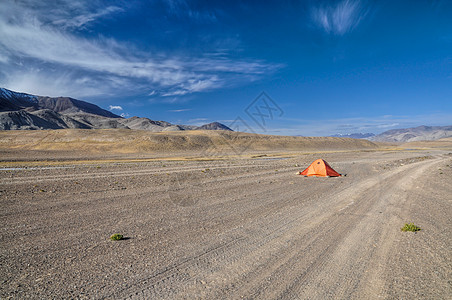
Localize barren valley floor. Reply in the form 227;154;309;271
1;149;451;299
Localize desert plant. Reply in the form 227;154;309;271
401;223;421;232
110;233;124;241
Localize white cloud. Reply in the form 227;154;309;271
186;118;210;126
53;6;123;29
164;0;218;23
161;77;220;96
375;123;399;129
311;0;367;35
0;49;9;63
267;113;452;136
109;105;123;111
168;109;192;112
0;69;106;97
0;0;280;99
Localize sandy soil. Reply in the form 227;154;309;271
1;148;451;299
0;129;378;156
401;137;452;150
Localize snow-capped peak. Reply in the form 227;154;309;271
0;88;38;104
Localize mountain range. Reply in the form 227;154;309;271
0;88;231;132
331;126;452;143
368;125;452;143
1;88;450;142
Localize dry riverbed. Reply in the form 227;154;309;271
1;149;451;299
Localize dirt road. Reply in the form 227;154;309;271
1;150;451;299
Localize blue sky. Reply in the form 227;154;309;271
0;0;451;135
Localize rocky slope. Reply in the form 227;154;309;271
196;122;232;131
369;125;452;142
0;88;231;131
330;126;452;142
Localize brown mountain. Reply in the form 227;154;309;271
0;88;232;132
369;125;452;142
196;122;232;131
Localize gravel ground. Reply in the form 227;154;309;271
1;149;451;299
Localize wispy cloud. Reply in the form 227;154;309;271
53;6;124;29
168;109;192;112
187;118;210;126
0;0;280;99
265;113;452;136
109;105;123;111
164;0;218;23
160;77;220;97
311;0;368;35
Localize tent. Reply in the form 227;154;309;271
298;159;341;177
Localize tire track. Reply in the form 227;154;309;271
2;152;444;299
0;162;283;185
114;157;443;299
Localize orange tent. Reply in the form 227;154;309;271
298;159;341;177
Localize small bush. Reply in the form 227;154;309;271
110;233;124;241
401;223;421;232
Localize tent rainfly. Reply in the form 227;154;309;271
298;159;341;177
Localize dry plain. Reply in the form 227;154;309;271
1;130;451;299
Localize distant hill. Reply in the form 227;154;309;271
196;122;232;131
0;88;231;132
369;125;452;142
329;126;452;142
330;133;375;139
0;129;379;154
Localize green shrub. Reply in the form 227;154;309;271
110;233;124;241
401;223;421;232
